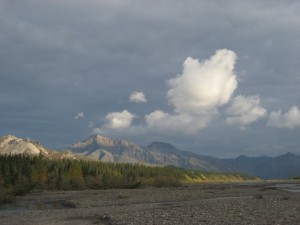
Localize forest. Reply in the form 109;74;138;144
0;154;256;204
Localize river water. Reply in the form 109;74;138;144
270;183;300;193
0;199;75;216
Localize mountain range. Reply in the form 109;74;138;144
1;134;300;179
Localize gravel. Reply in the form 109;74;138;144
0;181;299;225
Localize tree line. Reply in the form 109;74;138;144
0;154;256;204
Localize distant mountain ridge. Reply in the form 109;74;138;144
145;141;235;171
1;134;300;179
66;134;300;179
67;135;229;171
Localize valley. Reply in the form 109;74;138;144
1;135;300;225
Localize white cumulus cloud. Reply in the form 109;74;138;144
74;112;85;120
167;49;238;114
226;95;267;128
143;49;238;134
267;106;300;129
103;110;135;129
145;110;210;134
129;91;147;103
93;49;267;136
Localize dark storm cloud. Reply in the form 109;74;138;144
0;0;299;157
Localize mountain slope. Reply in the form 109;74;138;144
2;134;299;179
67;135;237;172
252;153;300;179
0;135;48;156
67;134;148;163
223;155;273;175
67;135;300;179
146;141;236;171
223;153;300;179
0;135;80;160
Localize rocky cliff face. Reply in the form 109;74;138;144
0;135;48;156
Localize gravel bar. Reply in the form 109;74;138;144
0;181;299;225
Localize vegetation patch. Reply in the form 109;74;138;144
0;154;257;204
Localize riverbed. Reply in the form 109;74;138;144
0;181;299;225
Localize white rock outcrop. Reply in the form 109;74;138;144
0;135;48;156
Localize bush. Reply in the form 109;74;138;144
153;176;181;187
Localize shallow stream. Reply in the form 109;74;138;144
270;183;300;193
0;199;75;216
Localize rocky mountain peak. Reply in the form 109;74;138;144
85;134;133;147
68;134;137;155
0;135;48;156
0;135;16;146
91;134;116;146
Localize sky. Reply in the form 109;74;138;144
1;0;300;158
